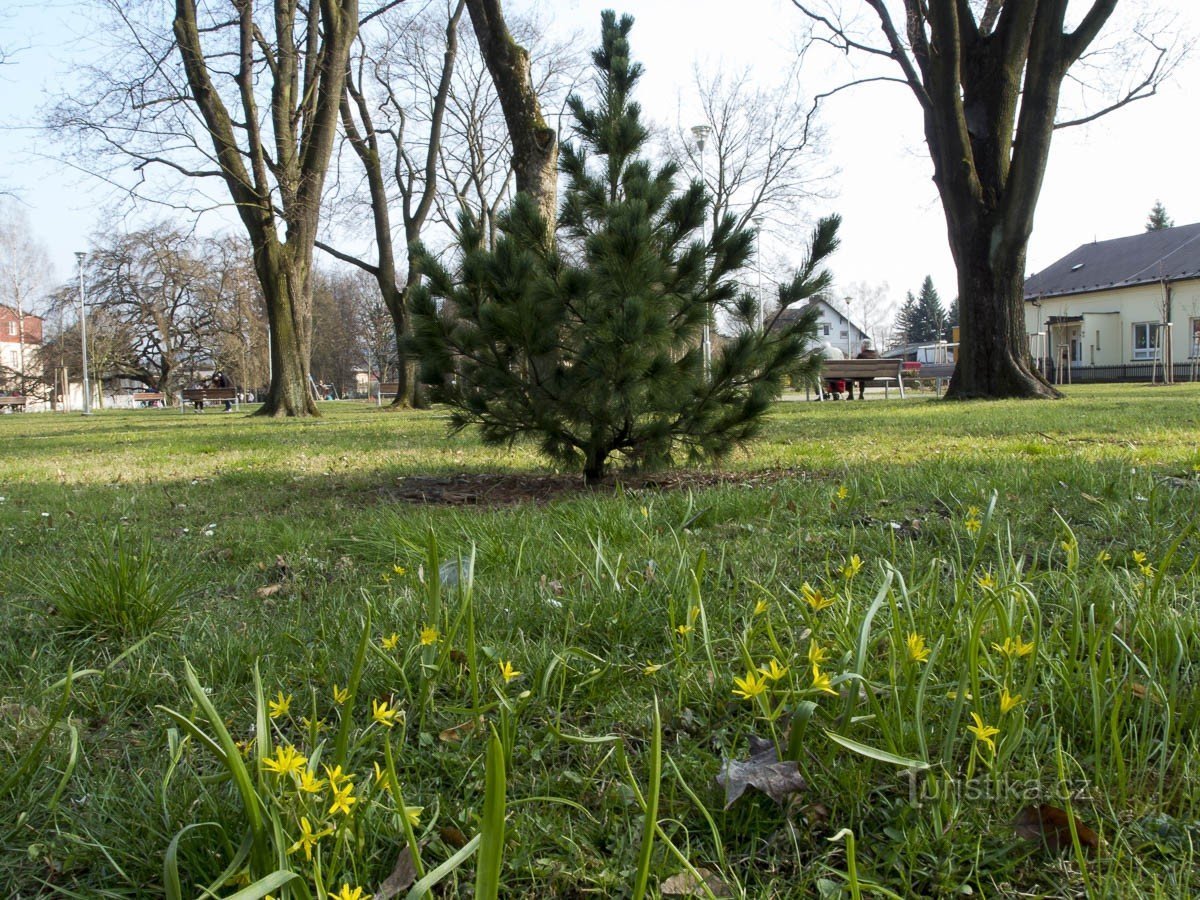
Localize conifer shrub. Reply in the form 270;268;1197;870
412;11;840;482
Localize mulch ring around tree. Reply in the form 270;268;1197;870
386;468;812;507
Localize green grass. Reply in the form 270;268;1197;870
2;384;1199;898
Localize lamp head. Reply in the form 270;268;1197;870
691;124;711;150
75;251;87;264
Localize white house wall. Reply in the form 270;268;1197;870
1025;277;1200;365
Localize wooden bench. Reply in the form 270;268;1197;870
181;388;238;410
818;359;906;399
917;363;956;396
132;392;165;408
0;396;28;411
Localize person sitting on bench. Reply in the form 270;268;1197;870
852;340;880;399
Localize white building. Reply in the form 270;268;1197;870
773;297;870;355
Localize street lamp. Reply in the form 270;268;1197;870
752;215;764;332
844;294;854;356
75;251;92;416
691;124;712;378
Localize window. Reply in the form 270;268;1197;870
1190;318;1200;358
1132;322;1159;360
6;322;15;336
1095;330;1101;353
839;330;848;340
821;323;830;336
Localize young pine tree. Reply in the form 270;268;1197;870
411;11;839;483
1145;200;1174;232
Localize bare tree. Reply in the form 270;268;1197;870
201;236;271;399
792;0;1185;399
52;0;365;416
667;64;834;236
465;0;559;227
0;202;50;395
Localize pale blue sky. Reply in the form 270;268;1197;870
3;0;1199;332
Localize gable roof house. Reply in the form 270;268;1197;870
1023;224;1200;380
773;296;870;357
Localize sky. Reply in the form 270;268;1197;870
3;0;1199;336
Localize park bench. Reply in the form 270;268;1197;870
818;359;906;399
180;387;238;410
917;363;956;396
132;392;165;408
0;396;28;411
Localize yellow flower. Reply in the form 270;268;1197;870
380;573;392;584
732;670;768;701
373;761;389;790
835;484;849;501
801;582;835;612
298;769;325;794
642;662;664;675
499;660;522;683
976;571;996;589
267;691;292;719
758;658;789;681
332;684;349;705
1060;538;1077;553
807;641;829;666
991;636;1035;659
753;599;769;616
392;565;407;576
905;632;931;663
640;505;649;518
419;625;439;646
1139;561;1155;577
688;605;700;622
675;624;693;636
323;764;354;789
1097;550;1112;563
329;783;357;817
372;698;400;728
262;744;307;777
288;816;333;861
405;806;423;827
964;517;981;534
999;688;1023;715
381;632;400;650
1131;550;1147;565
329;885;364;900
299;716;327;733
811;664;838;696
967;712;1000;754
842;554;863;579
966;505;981;518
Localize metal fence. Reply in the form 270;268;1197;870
1041;362;1199;384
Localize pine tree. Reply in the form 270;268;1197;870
411;11;839;482
945;296;959;341
914;276;945;343
1145;200;1174;232
894;291;919;345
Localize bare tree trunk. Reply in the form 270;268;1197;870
465;0;558;227
257;242;319;416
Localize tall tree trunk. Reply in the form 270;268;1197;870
465;0;558;228
256;241;319;417
945;228;1060;399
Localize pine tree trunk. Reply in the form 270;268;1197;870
945;234;1060;400
255;244;319;417
583;448;608;485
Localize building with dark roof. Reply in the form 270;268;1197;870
1023;224;1200;378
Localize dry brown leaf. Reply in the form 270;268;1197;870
439;718;477;743
438;825;469;849
716;735;806;809
374;846;418;899
1013;804;1100;853
256;583;283;599
661;867;732;898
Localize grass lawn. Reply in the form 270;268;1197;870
2;383;1199;898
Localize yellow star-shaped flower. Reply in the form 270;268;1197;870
991;636;1035;658
807;641;829;665
288;816;333;861
758;658;789;681
372;698;400;728
331;684;349;705
811;664;838;696
499;660;522;683
732;670;768;701
801;582;835;612
419;625;439;646
329;884;364;900
298;769;325;794
329;783;356;817
267;691;292;719
967;712;1000;754
381;632;400;650
262;744;306;777
999;688;1022;715
842;554;863;578
905;632;931;663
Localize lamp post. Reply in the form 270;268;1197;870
752;215;764;332
844;294;854;357
691;124;712;379
75;251;92;416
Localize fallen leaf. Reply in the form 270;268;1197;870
716;735;806;809
661;867;732;898
1013;804;1100;852
438;825;469;849
256;583;283;599
374;846;418;899
439;719;477;743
